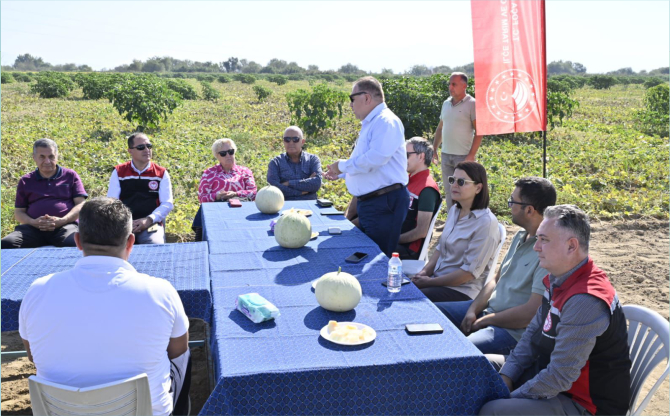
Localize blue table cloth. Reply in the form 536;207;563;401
199;201;508;415
1;242;212;331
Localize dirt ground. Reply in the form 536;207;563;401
2;219;668;415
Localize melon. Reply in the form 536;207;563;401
315;267;362;312
274;209;312;248
255;186;284;214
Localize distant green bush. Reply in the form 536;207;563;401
196;74;216;83
218;75;232;83
166;79;199;100
288;73;304;81
589;75;616;90
13;73;33;82
547;80;579;129
268;75;288;86
636;84;669;137
253;85;272;102
78;73;127;100
30;71;76;98
233;73;256;84
201;81;221;101
286;83;348;137
2;72;14;84
644;77;665;89
382;74;456;139
107;74;182;130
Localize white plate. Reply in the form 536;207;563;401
281;209;312;217
320;322;377;346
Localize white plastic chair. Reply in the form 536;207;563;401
29;373;152;416
623;304;669;416
402;200;442;276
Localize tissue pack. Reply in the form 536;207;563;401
236;293;280;323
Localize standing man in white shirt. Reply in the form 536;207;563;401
107;133;173;244
19;197;191;416
325;76;409;256
432;72;482;210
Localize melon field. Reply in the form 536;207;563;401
1;76;669;415
1;78;667;241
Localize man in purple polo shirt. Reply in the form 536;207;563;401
1;139;88;249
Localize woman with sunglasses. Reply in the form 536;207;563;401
192;138;257;240
411;161;501;303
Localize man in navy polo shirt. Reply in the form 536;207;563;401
2;138;88;249
107;132;173;245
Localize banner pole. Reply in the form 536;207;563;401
542;130;547;178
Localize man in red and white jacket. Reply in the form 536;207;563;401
480;205;631;416
108;133;173;244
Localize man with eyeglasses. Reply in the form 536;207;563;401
324;76;409;257
267;126;322;200
436;177;556;356
431;72;482;210
1;138;88;249
107;132;174;244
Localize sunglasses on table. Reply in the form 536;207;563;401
283;137;301;143
218;149;236;156
447;176;477;187
130;144;153;151
349;91;369;102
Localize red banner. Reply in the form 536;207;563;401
471;0;547;135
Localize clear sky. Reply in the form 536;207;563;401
1;1;668;74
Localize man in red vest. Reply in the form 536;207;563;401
107;133;173;244
395;137;441;259
480;205;631;416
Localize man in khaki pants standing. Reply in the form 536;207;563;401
432;72;482;210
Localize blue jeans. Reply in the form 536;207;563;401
357;186;409;257
436;300;518;355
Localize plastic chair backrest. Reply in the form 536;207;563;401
622;304;670;416
29;373;152;416
417;200;443;261
484;223;507;285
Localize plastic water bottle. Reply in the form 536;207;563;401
387;253;402;293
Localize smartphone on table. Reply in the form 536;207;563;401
229;198;242;207
405;323;444;334
345;252;368;263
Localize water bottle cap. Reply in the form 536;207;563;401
392;253;399;258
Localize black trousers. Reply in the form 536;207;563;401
1;223;78;249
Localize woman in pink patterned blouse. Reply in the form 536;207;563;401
193;139;257;240
198;138;257;203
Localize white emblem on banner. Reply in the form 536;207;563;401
486;69;538;123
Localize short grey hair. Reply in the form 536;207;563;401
451;72;468;84
212;138;237;156
33;138;58;155
79;197;132;248
284;126;304;139
406;137;434;167
543;204;590;252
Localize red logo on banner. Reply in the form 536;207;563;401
471;0;547;135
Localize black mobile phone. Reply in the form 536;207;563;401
345;252;368;263
316;198;333;207
381;279;411;287
405;323;444;335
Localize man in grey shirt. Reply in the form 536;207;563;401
432;72;482;210
480;205;631;416
436;177;556;355
267;126;322;200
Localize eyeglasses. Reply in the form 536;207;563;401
448;176;477;187
130;143;153;151
349;91;369;102
507;197;532;209
218;149;235;157
406;152;418;158
283;137;301;143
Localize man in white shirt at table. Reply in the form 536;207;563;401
325;76;410;257
19;197;191;416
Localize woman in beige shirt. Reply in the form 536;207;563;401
412;161;500;302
